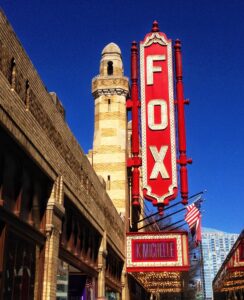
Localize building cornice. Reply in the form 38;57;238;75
92;76;129;99
92;88;128;98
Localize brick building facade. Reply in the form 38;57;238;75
0;9;138;300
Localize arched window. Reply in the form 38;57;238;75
10;58;16;90
108;98;111;112
107;61;113;75
25;80;30;110
107;175;111;190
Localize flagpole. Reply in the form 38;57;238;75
135;200;182;224
134;191;205;225
169;221;187;231
160;218;185;230
137;195;203;230
138;206;186;230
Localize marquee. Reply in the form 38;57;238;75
126;232;189;272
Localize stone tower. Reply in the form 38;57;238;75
89;43;129;217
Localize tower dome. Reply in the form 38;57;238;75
102;42;121;56
100;42;123;76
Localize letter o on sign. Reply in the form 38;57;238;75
148;99;168;130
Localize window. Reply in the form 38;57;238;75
108;99;111;111
107;61;113;75
10;58;16;89
25;80;30;110
3;231;36;300
107;175;111;190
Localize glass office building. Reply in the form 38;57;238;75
201;228;239;300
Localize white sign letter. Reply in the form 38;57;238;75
149;146;169;179
148;99;168;130
146;55;166;85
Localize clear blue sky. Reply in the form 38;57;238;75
1;0;244;234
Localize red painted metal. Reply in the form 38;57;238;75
140;22;178;207
128;24;192;211
158;204;164;216
131;41;140;156
151;20;159;32
129;41;141;207
174;39;192;205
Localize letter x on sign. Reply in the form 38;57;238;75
149;146;169;179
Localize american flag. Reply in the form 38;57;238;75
185;199;202;246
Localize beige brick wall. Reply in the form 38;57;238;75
0;8;125;278
90;42;129;220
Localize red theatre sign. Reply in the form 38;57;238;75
126;232;189;272
140;22;177;206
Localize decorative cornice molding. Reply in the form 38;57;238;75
92;76;129;94
92;88;128;98
143;32;167;47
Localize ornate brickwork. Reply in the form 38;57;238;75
0;10;126;300
92;77;129;99
90;42;129;223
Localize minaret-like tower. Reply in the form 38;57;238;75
89;43;129;217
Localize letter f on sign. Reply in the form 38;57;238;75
149;146;169;179
146;55;166;85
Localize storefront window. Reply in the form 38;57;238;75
56;261;95;300
3;231;36;300
56;260;69;300
106;290;120;300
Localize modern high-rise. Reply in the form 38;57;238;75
201;227;239;300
